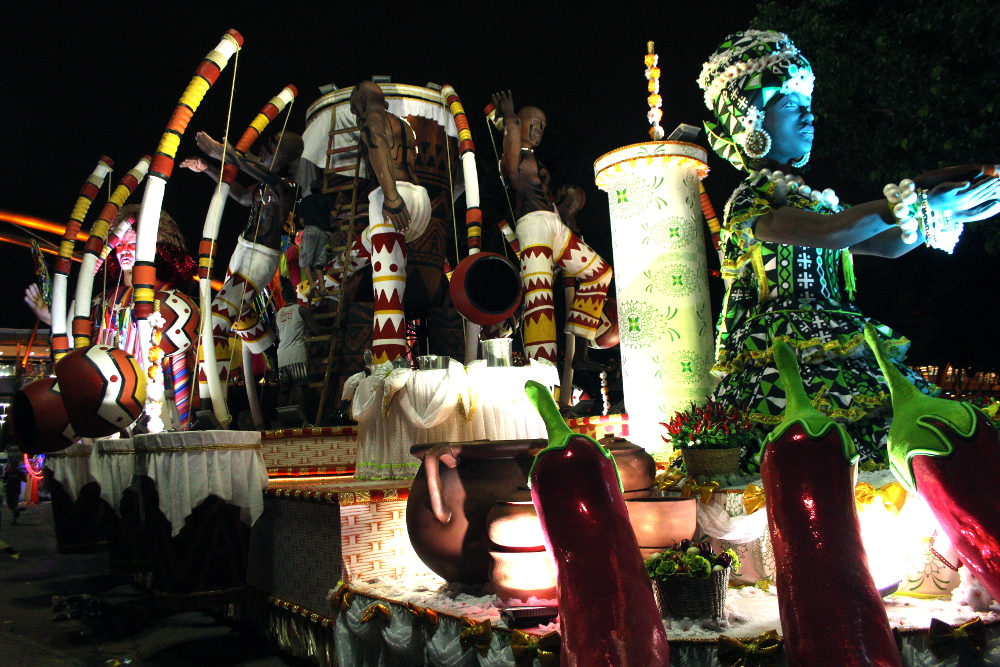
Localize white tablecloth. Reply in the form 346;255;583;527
90;430;268;536
45;440;97;502
343;360;558;480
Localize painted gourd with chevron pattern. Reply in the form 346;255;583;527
155;289;199;357
55;346;147;437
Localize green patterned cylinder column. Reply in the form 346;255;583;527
594;141;714;456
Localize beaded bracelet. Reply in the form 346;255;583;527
917;190;962;253
884;181;963;252
383;196;405;215
883;179;920;244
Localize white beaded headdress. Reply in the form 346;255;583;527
698;30;814;170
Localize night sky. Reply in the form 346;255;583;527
3;3;996;369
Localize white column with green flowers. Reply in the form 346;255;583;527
594;141;715;457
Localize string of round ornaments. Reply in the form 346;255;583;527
755;168;840;208
755;169;959;252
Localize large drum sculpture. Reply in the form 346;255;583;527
301;83;471;384
594;141;715;455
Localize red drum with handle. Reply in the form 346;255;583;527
11;377;77;455
449;252;522;326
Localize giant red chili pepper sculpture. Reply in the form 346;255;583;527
762;341;901;667
524;380;669;667
865;323;1000;601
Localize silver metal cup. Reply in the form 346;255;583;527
480;338;513;367
417;355;450;370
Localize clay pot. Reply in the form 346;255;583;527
449;252;522;326
599;436;657;498
488;487;557;602
10;377;77;455
408;440;545;584
625;497;698;560
408;437;657;584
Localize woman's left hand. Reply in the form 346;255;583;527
951;197;1000;223
926;176;1000;214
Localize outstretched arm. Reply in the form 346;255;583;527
492;91;522;187
758;174;1000;257
193;131;279;187
755;200;902;254
179;155;253;206
360;112;411;232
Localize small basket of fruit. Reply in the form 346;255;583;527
643;539;740;619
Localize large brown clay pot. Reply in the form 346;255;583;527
625;497;698;559
600;436;657;499
408;437;658;584
408;440;544;584
487;487;557;602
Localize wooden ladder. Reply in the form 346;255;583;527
312;115;365;425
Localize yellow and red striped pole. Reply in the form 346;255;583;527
50;157;114;360
72;156;151;348
441;85;481;252
132;29;244;328
197;84;297;426
699;182;722;251
441;85;484;363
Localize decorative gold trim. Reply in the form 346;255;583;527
138;444;262;453
98;444;262;454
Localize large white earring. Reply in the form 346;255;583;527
791;151;811;168
743;129;772;159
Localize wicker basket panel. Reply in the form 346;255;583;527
654;568;729;619
681;447;741;478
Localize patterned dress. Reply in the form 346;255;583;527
712;172;937;472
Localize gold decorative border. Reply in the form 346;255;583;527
98;444;261;454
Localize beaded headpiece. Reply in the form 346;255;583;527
698;30;814;171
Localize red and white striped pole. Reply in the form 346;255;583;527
50;157;114;360
441;85;484;363
72;156;151;348
132;29;243;369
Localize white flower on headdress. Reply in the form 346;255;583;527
741;106;764;131
781;68;815;98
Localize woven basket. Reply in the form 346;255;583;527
681;447;741;478
654;568;730;619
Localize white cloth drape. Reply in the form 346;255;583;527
45;440;96;502
90;430;267;536
696;500;769;544
302;92;460;181
344;360;558;480
327;586;1000;666
91;436;136;514
333;592;542;667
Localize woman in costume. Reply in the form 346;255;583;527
23;205;197;426
698;31;1000;472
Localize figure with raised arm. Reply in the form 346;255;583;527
322;81;432;365
698;30;1000;473
491;91;613;375
181;129;303;372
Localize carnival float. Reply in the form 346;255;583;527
4;26;1000;667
